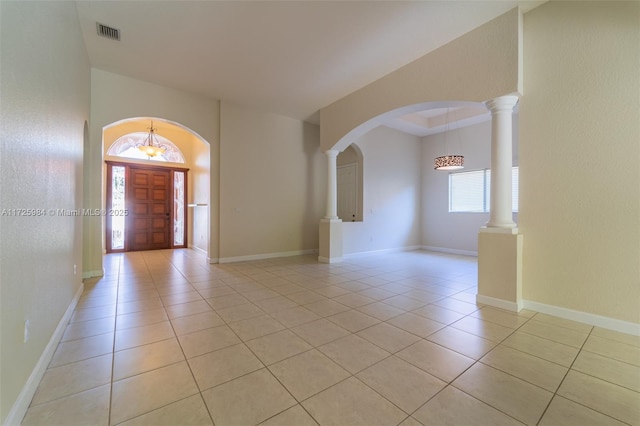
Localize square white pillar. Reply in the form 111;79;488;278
477;228;523;311
318;218;343;263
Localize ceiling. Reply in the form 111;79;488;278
75;1;541;135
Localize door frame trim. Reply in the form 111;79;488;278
105;161;190;253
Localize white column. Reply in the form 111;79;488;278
485;95;519;229
325;149;339;219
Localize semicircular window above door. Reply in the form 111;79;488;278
107;132;186;163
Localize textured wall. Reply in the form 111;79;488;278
320;8;521;151
219;102;325;260
88;70;219;268
0;1;90;422
520;2;640;323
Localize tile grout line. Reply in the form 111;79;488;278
48;250;636;426
159;255;463;423
538;325;639;425
533;324;595;426
399;309;540;425
151;250;217;426
107;253;123;426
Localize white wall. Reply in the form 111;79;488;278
0;1;90;422
520;1;640;323
191;139;211;253
343;126;422;255
219;102;325;260
421;118;519;254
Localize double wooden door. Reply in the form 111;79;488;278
129;168;172;251
106;162;188;252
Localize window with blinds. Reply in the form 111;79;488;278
449;167;519;213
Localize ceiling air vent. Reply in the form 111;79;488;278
96;23;120;41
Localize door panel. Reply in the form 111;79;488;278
129;168;171;251
134;204;148;215
106;161;189;253
337;164;358;222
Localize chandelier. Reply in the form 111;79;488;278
137;121;166;158
434;108;464;170
434;155;464;170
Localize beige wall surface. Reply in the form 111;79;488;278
520;2;640;322
0;1;91;423
191;138;211;253
320;8;521;151
3;4;639;422
219;102;325;260
88;70;220;269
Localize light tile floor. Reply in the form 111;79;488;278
22;249;640;426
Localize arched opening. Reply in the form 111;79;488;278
332;101;502;255
101;117;211;255
330;101;488;152
337;144;364;222
317;8;522;307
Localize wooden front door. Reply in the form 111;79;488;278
129;167;171;251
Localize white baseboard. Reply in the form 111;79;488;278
474;296;639;336
219;249;319;264
188;245;208;256
343;245;422;259
4;282;84;426
523;300;640;336
422;246;478;257
81;269;104;279
318;256;344;263
476;294;522;312
207;257;219;264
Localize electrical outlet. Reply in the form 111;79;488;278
73;264;77;275
24;320;30;343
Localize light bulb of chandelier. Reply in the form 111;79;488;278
138;145;166;157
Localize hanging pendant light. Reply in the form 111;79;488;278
434;108;464;170
137;120;166;158
434;154;464;170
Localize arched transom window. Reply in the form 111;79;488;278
107;132;185;163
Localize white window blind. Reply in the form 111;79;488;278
449;170;486;212
449;167;519;213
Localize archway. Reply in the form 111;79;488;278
337;143;364;223
100;117;212;258
317;8;523;310
320;97;521;313
336;101;495;255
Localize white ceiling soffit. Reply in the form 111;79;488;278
75;1;543;125
385;107;491;137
